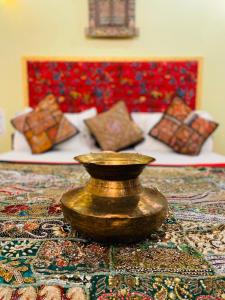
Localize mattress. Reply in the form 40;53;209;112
0;150;225;165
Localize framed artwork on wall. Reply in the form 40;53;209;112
86;0;138;38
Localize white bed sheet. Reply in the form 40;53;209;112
0;150;225;165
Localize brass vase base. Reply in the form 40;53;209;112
61;153;168;243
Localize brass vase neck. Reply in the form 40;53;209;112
86;178;142;197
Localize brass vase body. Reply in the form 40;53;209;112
61;153;168;242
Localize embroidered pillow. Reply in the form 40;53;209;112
149;97;218;155
170;114;218;155
85;101;144;151
150;117;180;145
11;95;78;154
166;96;192;121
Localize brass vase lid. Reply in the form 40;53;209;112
61;152;168;243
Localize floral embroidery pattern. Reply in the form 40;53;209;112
0;240;41;258
27;60;199;113
0;162;224;299
33;240;109;274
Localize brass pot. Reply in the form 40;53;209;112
61;152;168;243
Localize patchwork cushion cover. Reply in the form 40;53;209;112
23;110;58;153
166;96;192;121
11;95;78;154
150;117;180;145
85;101;144;151
150;97;218;155
189;114;218;137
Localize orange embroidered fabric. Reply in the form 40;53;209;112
166;97;192;121
11;95;78;154
150;97;218;155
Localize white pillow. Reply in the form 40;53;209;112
13;107;32;152
132;111;214;154
55;108;99;151
13;131;31;152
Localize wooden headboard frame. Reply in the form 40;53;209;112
22;56;203;112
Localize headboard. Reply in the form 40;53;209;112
24;57;202;112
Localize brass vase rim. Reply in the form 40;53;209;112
74;152;155;166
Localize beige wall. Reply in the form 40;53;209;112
0;0;224;154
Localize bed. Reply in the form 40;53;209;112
1;108;225;165
0;58;224;299
1;57;225;165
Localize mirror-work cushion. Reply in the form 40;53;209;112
11;95;78;154
150;117;180;145
85;101;144;151
166;96;192;121
149;97;218;155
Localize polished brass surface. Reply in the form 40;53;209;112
61;152;168;242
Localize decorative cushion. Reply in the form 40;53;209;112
170;114;218;155
55;117;78;145
11;95;78;154
85;101;144;151
150;117;180;144
133;111;214;154
149;97;218;155
169;124;205;155
188;114;218;138
23;110;58;153
55;108;99;151
166;96;192;121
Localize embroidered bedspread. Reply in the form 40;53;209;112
0;162;224;299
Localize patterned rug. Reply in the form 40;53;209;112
0;162;224;299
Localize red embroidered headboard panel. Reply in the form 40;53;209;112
26;59;200;112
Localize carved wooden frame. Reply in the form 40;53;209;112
86;0;138;38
